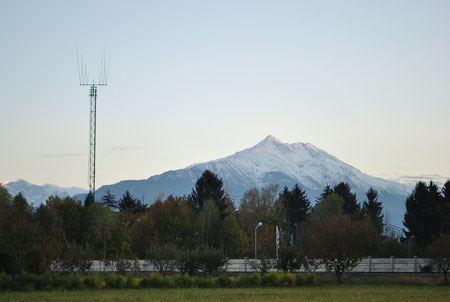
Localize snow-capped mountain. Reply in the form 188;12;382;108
2;180;87;207
92;135;411;224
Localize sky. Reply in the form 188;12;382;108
1;0;449;190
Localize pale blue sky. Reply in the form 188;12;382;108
1;0;449;189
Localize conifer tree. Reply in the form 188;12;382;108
118;191;147;213
84;192;95;207
441;180;450;234
101;190;118;210
316;184;333;203
403;181;442;245
362;188;384;236
188;170;228;218
278;184;310;245
333;182;360;215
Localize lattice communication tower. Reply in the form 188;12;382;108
77;49;109;201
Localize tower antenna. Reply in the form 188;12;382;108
77;47;109;202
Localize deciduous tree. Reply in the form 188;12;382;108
309;215;379;281
428;233;450;283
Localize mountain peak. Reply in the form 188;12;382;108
261;135;285;144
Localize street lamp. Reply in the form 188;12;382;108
255;222;262;259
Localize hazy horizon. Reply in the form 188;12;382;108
1;1;449;189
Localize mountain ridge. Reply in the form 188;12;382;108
2;179;87;206
91;135;410;224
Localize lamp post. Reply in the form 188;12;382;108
255;222;262;259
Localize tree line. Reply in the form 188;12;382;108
0;171;449;281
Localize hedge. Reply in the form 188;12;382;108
0;271;315;291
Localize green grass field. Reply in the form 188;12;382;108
1;285;449;302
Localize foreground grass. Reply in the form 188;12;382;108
1;285;449;302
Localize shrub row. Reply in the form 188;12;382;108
0;272;315;291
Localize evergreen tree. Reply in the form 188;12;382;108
333;182;360;215
101;190;118;210
118;190;138;212
84;192;95;207
440;180;450;234
188;170;228;218
316;185;333;203
279;184;310;245
403;181;442;246
362;188;384;236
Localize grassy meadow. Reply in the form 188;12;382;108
1;285;449;302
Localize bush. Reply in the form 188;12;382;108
262;272;280;287
0;272;318;291
420;264;434;273
141;272;165;288
84;274;106;289
214;275;232;287
176;246;227;276
249;258;274;274
14;273;38;291
428;233;450;283
56;242;92;273
235;274;249;287
0;272;13;291
128;276;142;289
278;273;296;287
195;277;214;288
198;246;228;275
163;275;175;288
173;274;193;288
63;274;84;290
104;273;118;289
278;246;301;272
104;273;127;289
115;259;132;275
147;244;179;274
295;273;315;286
50;274;67;290
35;273;52;291
248;273;262;286
177;249;201;276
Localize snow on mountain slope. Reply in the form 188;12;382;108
3;180;87;207
93;135;411;225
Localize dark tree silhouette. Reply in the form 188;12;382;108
118;191;147;213
101;190;118;210
362;188;384;236
188;170;228;217
403;181;442;246
316;184;333;203
279;184;311;245
84;192;95;207
333;182;360;215
440;180;450;234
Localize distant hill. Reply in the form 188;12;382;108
2;180;87;207
85;135;410;225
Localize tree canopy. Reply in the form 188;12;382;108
188;170;229;218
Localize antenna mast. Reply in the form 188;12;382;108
77;48;109;201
